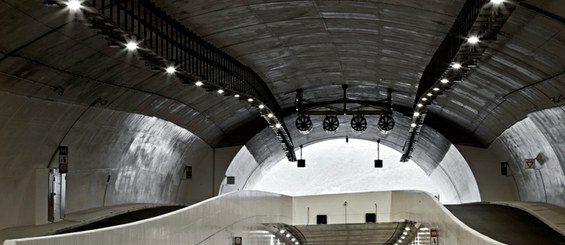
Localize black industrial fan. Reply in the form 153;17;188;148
350;115;367;132
295;115;313;134
323;115;339;132
377;114;395;133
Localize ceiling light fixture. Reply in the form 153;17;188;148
258;104;265;109
275;123;282;129
433;87;440;91
125;41;138;51
217;89;224;94
247;98;254;102
414;112;420;117
422;98;428;101
467;36;480;44
427;93;433;97
417;103;423;107
195;81;203;86
451;63;462;69
234;94;240;98
411;123;417;128
66;0;82;11
267;113;274;118
441;78;449;84
491;0;504;4
165;66;176;74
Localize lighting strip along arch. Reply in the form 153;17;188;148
401;0;521;162
46;0;296;161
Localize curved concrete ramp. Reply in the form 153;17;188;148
56;206;185;234
445;204;565;245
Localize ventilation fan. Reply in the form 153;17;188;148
323;115;339;132
350;115;367;132
377;114;395;133
295;115;313;134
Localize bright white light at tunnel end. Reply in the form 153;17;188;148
248;138;465;204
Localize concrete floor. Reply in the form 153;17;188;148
446;204;565;245
0;204;165;243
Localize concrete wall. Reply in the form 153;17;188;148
4;190;507;245
4;191;293;245
428;145;481;204
456;145;518;202
292;192;393;225
390;191;503;245
0;92;217;230
489;107;565;207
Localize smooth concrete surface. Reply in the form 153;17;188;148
390;191;504;245
0;92;212;230
492;201;565;237
456;145;519;202
4;191;293;245
5;190;564;245
0;204;162;243
293;192;393;225
428;144;481;204
490;107;565;207
446;204;565;245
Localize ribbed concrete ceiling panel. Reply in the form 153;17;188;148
431;2;565;145
0;0;265;147
154;0;466;111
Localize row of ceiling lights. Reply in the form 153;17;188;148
55;0;297;160
409;0;508;130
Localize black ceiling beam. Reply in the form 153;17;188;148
57;0;296;161
402;0;522;162
414;0;488;103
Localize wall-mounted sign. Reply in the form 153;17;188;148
185;166;192;179
430;228;439;245
525;159;535;169
501;162;509;176
233;237;242;245
227;176;235;185
58;146;68;173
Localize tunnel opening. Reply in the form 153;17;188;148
222;138;481;204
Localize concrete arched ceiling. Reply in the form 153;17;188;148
0;0;564;231
153;0;466;109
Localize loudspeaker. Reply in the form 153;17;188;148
316;215;327;224
374;159;383;168
365;213;376;223
227;176;235;184
297;159;306;168
501;162;508;176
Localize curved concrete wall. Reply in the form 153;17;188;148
0;92;211;230
4;191;293;245
222;128;481;204
4;190;502;245
490;106;565;207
